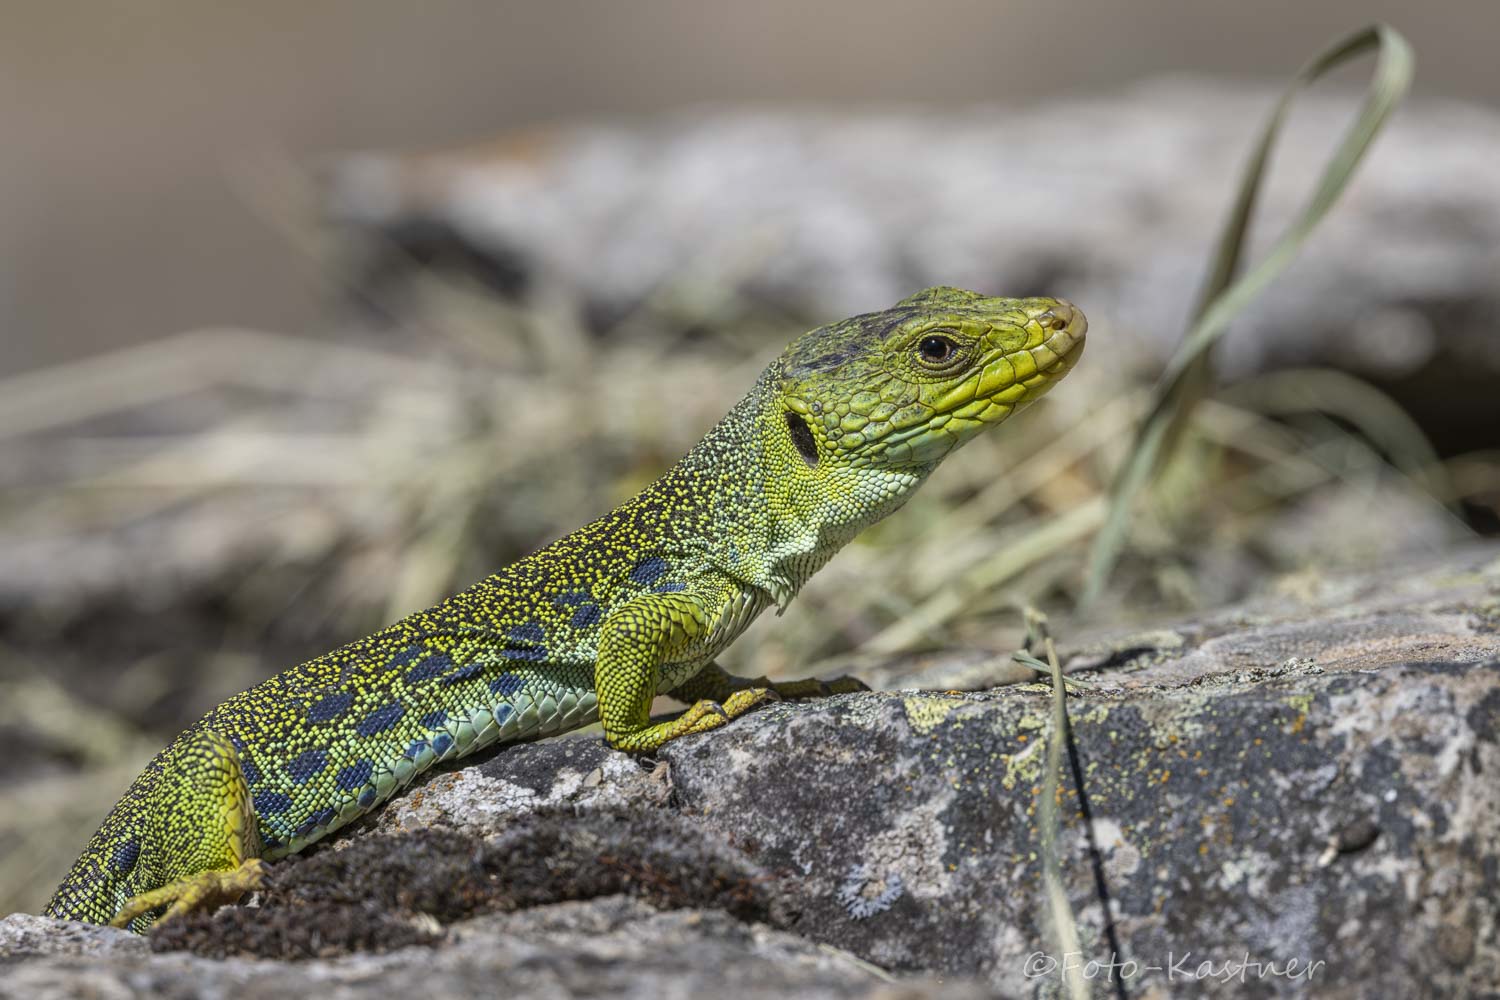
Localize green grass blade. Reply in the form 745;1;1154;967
1081;24;1415;609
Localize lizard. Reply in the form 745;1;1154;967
44;285;1086;932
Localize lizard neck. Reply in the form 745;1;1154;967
670;365;928;610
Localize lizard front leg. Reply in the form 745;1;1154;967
596;589;777;753
671;660;868;703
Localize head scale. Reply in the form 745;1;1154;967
776;286;1086;472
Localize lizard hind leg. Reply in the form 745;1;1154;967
110;727;266;930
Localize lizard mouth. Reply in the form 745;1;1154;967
956;300;1087;411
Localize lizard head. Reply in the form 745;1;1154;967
775;286;1086;474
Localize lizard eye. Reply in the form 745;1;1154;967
915;334;961;369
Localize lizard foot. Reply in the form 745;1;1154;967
109;857;266;929
609;688;779;752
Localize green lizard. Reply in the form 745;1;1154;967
45;286;1086;932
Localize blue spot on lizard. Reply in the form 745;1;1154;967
335;760;373;791
438;662;485;685
283;749;328;785
307;691;354;724
630;556;668;585
500;621;548;661
404;652;454;684
489;673;525;696
110;839;140;874
386;645;423;670
253;791;291;815
240;758;263;785
354;702;404;737
295;807;337;838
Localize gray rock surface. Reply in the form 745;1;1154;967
5;544;1498;998
1;902;968;1000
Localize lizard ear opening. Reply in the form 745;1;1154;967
785;411;820;467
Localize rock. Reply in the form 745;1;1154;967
0;911;147;960
1;901;967;1000
5;544;1498;997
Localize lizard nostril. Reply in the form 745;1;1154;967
1045;301;1076;331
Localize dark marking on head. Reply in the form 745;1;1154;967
335;759;374;791
355;702;405;737
782;306;918;377
307;692;355;725
785;411;820;467
803;352;847;373
284;749;329;785
489;673;525;697
630;556;669;585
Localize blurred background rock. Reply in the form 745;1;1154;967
2;0;1498;918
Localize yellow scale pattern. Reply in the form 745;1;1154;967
44;287;1085;930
